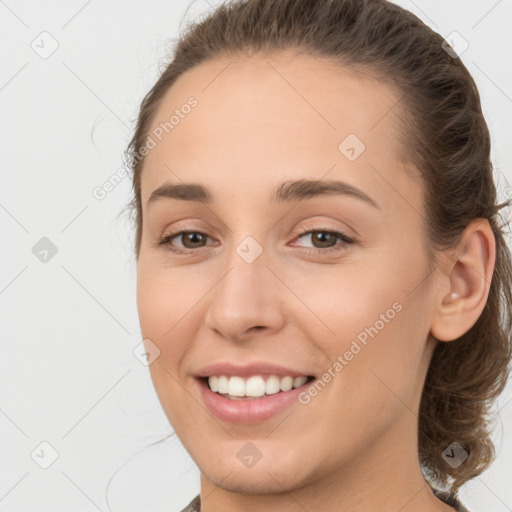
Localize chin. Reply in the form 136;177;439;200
204;466;306;496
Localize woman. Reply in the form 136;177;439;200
124;0;512;510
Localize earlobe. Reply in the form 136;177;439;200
430;218;496;342
445;292;458;303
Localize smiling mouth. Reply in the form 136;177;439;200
200;375;315;400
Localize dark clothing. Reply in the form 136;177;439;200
431;488;470;512
179;487;470;511
180;494;200;512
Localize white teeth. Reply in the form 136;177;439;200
265;375;281;395
207;374;310;398
228;376;245;397
246;376;266;397
280;376;294;392
217;375;229;394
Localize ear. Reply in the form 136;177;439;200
430;218;496;342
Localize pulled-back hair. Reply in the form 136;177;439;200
124;0;512;498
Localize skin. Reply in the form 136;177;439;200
136;50;495;512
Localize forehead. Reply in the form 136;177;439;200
140;51;417;210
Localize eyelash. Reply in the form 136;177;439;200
156;226;355;256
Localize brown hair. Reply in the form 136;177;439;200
123;0;512;498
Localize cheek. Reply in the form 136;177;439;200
136;262;198;426
290;258;404;346
136;261;200;410
292;255;429;403
136;259;205;341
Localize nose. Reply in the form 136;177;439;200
202;245;285;341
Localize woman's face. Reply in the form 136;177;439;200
136;52;442;497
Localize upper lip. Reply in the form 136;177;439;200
195;362;315;379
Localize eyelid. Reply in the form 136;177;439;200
288;227;355;255
156;223;356;257
158;227;217;251
293;226;354;243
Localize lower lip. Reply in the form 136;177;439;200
196;378;313;424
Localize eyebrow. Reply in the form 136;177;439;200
146;178;379;209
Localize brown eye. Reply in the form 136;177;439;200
178;232;208;249
307;231;339;249
294;228;354;252
158;230;214;253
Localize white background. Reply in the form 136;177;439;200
1;1;511;511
